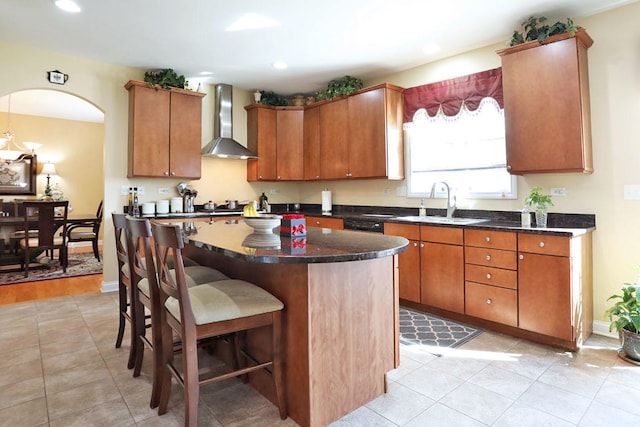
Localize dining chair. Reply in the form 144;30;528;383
67;200;103;261
150;222;287;426
19;200;68;277
125;216;230;409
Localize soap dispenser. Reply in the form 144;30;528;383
419;199;426;216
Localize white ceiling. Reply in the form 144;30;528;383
0;0;636;122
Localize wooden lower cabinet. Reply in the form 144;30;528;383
384;223;421;302
465;281;518;327
420;226;464;313
306;216;343;230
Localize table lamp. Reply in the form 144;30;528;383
41;162;57;197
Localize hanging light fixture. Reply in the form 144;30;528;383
0;94;41;162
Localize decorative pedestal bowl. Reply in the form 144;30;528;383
243;214;282;234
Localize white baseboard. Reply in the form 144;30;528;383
101;280;118;293
592;320;617;338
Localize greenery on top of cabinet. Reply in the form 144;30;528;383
144;68;188;90
509;16;579;46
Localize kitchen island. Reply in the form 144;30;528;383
179;219;408;427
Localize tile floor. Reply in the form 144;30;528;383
2;291;640;426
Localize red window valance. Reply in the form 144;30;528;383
403;67;503;122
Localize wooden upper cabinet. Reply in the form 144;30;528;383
498;29;593;174
125;80;205;179
319;97;350;179
303;106;321;180
276;109;304;180
246;105;304;181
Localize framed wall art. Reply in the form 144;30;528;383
0;154;37;195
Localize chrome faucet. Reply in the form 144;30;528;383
430;181;457;218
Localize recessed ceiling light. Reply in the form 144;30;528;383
226;13;279;31
272;61;287;70
54;0;81;13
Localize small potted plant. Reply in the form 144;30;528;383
525;186;553;228
604;283;640;362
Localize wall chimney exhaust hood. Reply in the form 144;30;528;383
201;83;258;159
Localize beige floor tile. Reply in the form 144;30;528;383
440;381;514;425
41;344;103;375
0;344;40;370
579;401;640;426
200;381;281;426
328;406;397;426
515;381;591;424
0;358;43;388
592;378;640;416
396;365;465;401
403;402;485;427
48;398;135;427
365;381;435;425
493;402;574;427
468;364;534;399
44;360;112;395
46;378;122;420
0;376;45;410
538;359;609;399
0;396;48;427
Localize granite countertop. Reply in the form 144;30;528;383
269;204;596;237
180;219;408;264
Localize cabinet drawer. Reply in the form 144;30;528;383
420;225;463;245
465;264;517;290
384;222;420;240
518;233;570;257
306;216;344;230
465;281;518;327
465;229;517;250
465;246;517;270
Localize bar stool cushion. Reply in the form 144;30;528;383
165;279;284;325
137;266;229;297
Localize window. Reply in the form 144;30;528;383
405;97;516;199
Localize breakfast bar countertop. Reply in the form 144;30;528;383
179;219;409;264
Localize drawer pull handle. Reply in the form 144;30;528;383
539;242;545;248
519;254;524;260
486;273;492;279
413;242;418;247
486;299;492;305
485;236;491;242
420;243;425;248
486;255;491;261
315;221;321;225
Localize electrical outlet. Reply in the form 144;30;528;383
550;187;566;196
158;187;169;194
120;184;129;196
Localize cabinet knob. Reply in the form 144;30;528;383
486;273;492;279
346;173;352;177
486;255;491;261
485;236;491;242
277;176;281;180
507;165;512;171
413;242;419;247
519;254;524;260
163;171;169;176
539;242;545;248
486;299;492;305
420;243;425;248
170;171;176;176
259;175;263;180
316;175;320;179
315;221;321;225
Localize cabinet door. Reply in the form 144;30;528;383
276;110;304;180
246;107;277;181
306;216;344;230
319;98;349;179
518;252;572;340
501;35;592;174
348;88;387;178
398;240;421;302
421;242;464;313
303;106;321;180
127;84;170;177
169;91;202;179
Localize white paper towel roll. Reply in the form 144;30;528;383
322;190;332;214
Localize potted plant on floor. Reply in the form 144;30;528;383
525;186;553;228
604;283;640;363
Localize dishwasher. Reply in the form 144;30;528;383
342;217;386;233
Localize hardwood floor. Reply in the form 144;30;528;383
0;243;103;306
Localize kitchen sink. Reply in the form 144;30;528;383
393;215;489;225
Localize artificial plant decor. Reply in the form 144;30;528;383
525;186;553;228
143;69;188;90
259;90;288;106
604;283;640;362
509;16;579;46
315;75;363;101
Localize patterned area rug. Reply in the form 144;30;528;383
400;307;482;348
0;252;102;285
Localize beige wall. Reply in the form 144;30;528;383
1;2;639;328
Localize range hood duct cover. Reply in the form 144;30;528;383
201;83;258;159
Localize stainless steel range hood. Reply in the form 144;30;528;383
201;83;258;159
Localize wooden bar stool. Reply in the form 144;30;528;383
151;222;287;426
